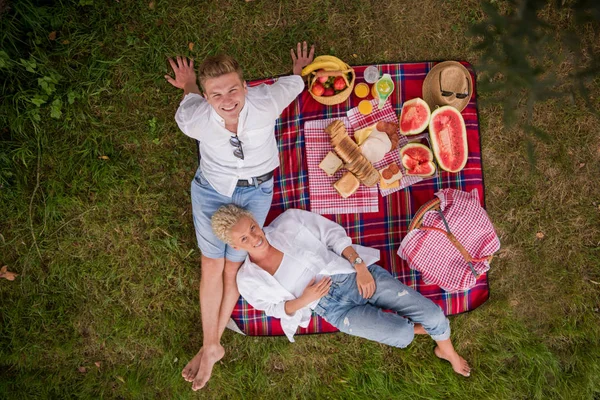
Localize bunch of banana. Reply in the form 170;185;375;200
301;55;352;76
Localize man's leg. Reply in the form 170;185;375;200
191;258;243;391
183;169;236;386
182;255;226;383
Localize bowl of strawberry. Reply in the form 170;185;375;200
307;67;355;106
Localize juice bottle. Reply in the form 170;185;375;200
375;74;394;109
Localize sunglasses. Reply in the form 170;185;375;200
229;135;245;160
439;74;470;99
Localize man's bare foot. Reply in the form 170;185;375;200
181;348;203;382
434;346;471;377
192;344;225;391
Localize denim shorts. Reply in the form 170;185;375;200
315;265;450;348
190;168;274;262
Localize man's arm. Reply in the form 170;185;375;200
291;41;315;75
165;56;201;97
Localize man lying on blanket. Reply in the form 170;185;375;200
211;205;471;377
166;43;314;390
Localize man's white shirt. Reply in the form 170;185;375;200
236;209;380;342
175;75;304;197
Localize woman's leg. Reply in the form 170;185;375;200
365;265;470;376
366;265;451;341
325;302;417;349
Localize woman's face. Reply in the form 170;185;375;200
229;216;268;253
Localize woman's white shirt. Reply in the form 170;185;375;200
273;254;322;310
236;209;380;342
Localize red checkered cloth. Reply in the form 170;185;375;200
398;189;500;292
304;117;379;214
229;61;489;337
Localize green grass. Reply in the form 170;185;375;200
1;0;599;398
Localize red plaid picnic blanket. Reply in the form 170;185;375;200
398;188;500;292
230;61;488;337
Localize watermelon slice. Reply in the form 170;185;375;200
429;106;468;173
399;143;436;177
399;98;431;135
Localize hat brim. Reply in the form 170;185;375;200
422;61;473;112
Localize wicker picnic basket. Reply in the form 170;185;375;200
307;67;356;106
409;197;494;278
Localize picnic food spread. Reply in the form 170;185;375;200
305;56;471;201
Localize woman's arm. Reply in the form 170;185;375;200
341;246;376;299
284;276;332;315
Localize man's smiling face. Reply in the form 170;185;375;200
202;72;248;123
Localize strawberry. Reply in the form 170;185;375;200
333;76;346;91
311;81;325;96
323;87;335;96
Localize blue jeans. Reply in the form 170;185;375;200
315;265;450;348
190;167;274;261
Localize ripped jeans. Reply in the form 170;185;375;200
314;265;450;348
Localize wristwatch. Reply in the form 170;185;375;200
352;256;364;266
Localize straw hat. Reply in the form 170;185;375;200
422;61;473;112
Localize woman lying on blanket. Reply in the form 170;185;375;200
211;205;471;377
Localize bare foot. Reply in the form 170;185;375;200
434;346;471;377
181;348;203;382
192;344;225;391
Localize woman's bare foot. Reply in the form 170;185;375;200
434;346;471;377
414;323;427;335
192;344;225;391
181;348;203;382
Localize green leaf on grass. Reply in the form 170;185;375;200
67;91;80;105
38;76;59;95
79;0;94;5
0;51;9;69
148;117;157;135
50;99;63;119
20;58;37;72
30;94;47;107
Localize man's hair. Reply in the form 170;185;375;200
197;54;244;89
211;204;254;245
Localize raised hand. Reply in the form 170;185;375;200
291;41;315;75
301;276;332;303
165;56;200;94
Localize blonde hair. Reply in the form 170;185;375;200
197;54;244;89
211;204;254;245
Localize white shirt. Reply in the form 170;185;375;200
175;75;305;197
236;209;380;342
273;254;325;310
